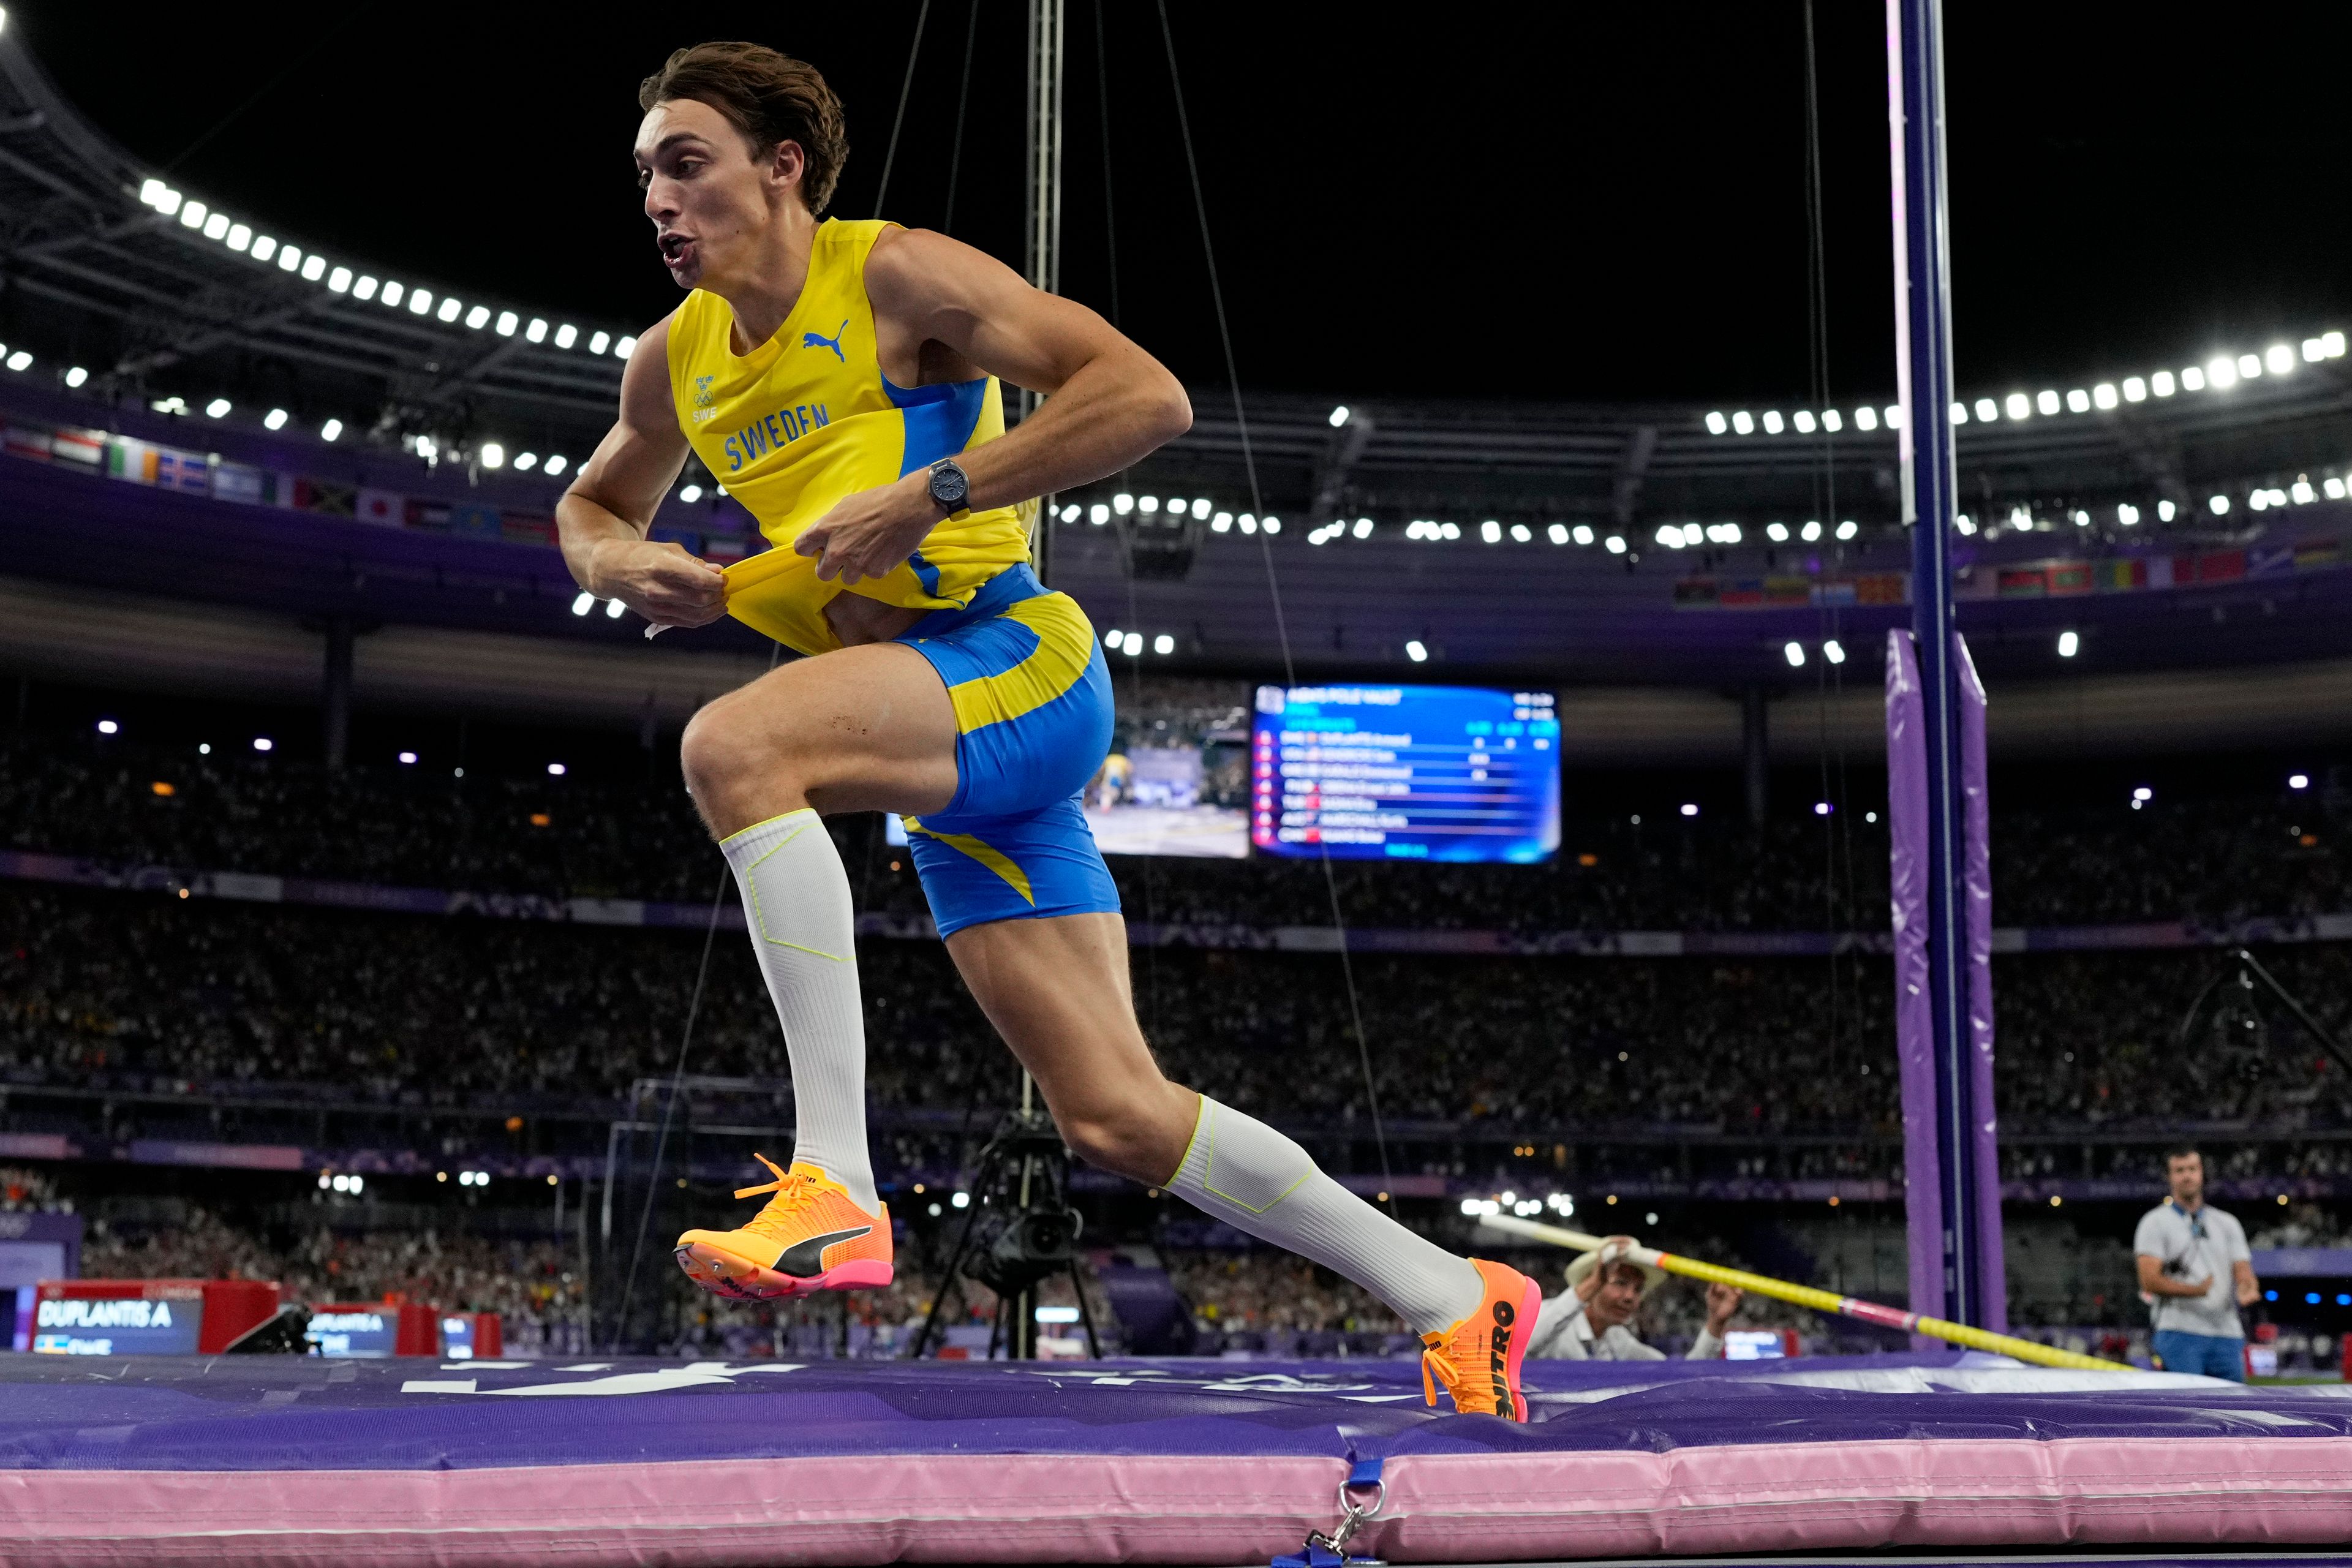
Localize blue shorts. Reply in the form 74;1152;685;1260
2152;1327;2246;1381
892;564;1118;939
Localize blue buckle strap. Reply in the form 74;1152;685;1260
1272;1456;1387;1568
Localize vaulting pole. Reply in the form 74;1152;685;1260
1887;0;1998;1330
1022;0;1066;588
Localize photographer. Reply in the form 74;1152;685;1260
2133;1145;2259;1382
1525;1235;1740;1360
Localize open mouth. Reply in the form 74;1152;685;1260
658;232;696;267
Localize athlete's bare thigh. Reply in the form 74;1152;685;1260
679;639;959;839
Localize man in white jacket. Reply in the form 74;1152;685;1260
1525;1235;1743;1360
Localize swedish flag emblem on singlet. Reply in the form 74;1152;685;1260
665;218;1035;655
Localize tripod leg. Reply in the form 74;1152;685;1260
1068;1259;1101;1359
908;1191;988;1359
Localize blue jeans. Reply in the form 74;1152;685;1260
2153;1328;2246;1381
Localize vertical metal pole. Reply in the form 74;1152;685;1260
1887;0;1985;1324
1741;686;1770;828
1023;0;1066;584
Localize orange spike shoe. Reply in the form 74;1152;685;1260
1419;1258;1543;1420
674;1155;893;1302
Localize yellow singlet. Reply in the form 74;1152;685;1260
664;217;1033;655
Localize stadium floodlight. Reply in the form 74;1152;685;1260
1208;510;1231;533
1481;520;1502;543
495;311;519;336
1604;533;1626;554
263;407;288;431
514;452;538;472
179;200;206;229
1260;516;1281;535
1153;633;1175;655
614;334;637;358
1328;404;1350;428
1793;410;1817;434
138;176;167;206
2329;478;2348;501
252;736;273;752
1854;405;1879;431
2208;494;2230;514
2132;786;2152;802
204;397;230;418
202;211;230;241
2304;338;2327;363
1760;410;1784;434
679;483;702;502
1120;631;1143;656
1191;498;1212;520
301;253;326;281
225;223;251;252
1232;513;1252;534
96;718;117;734
554;323;578;349
352;275;380;302
275;244;302;273
249;235;276;262
1836;519;1858;540
1978;397;2000;422
1572;524;1594;545
320;418;342;442
1112;492;1135;514
407;288;431;315
464;304;491;330
1547;522;1569;544
1784;641;1805;668
2035;389;2060;415
1102;627;1122;647
1766;521;1790;542
1956;513;1978;535
2117;502;2139;525
2290;772;2311;791
2070;508;2089;526
1823;638;1845;665
327;265;353;293
2093;382;2119;410
2266;344;2295;374
1654;524;1682;548
480;442;505;469
1704;410;1728;434
2057;630;2079;657
62;366;86;388
2157;498;2175;521
380;282;405;308
1883;404;1903;429
2065;388;2090;413
1088;503;1109;524
589;330;611;355
146;182;181;216
1950;401;1969;424
2323;331;2348;358
437;296;462;322
398;751;418;765
525;317;549;343
2122;376;2147;402
2293;480;2316;504
1730;410;1754;434
1679;802;1700;818
2151;369;2177;396
1349;517;1370;538
1801;519;1823;541
2205;358;2235;389
1822;407;1844;432
543;454;568;476
1510;522;1532;542
1814;801;1834;816
2237;352;2262;379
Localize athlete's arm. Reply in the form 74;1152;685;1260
795;227;1191;585
557;316;728;628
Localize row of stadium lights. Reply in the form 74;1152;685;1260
97;718;566;780
1704;333;2350;437
1057;492;1281;535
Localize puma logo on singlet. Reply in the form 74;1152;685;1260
802;318;849;361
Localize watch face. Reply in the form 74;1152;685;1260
932;463;968;508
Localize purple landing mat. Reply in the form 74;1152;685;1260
7;1351;2352;1565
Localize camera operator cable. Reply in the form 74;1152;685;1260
2133;1145;2260;1382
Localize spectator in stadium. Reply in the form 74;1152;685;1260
2134;1145;2259;1381
1523;1235;1740;1360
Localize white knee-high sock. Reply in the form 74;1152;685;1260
720;810;878;1212
1163;1095;1484;1336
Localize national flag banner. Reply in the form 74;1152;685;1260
1672;577;1720;608
106;437;151;483
4;425;54;461
2247;545;2296;579
449;505;502;539
406;502;451;531
2045;562;2093;597
2094;558;2146;592
500;513;556;545
2146;556;2176;589
355;488;406;527
152;448;210;493
1853;571;1909;605
703;535;747;563
52;428;105;468
1764;576;1812;605
1811;579;1858;607
1953;565;1997;600
1718;578;1767;608
1997;566;2047;598
2195;549;2245;582
2294;537;2340;570
211;462;266;505
294;478;355;516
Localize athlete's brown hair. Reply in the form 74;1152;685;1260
639;42;850;216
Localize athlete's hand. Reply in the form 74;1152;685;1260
795;475;935;587
587;538;728;628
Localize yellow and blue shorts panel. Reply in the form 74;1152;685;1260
892;564;1118;938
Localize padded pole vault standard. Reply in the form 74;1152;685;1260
1478;1215;2115;1371
1887;0;1994;1329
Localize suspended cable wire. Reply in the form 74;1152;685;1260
1155;0;1396;1216
872;0;934;219
941;0;981;235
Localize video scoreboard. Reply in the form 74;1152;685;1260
1250;684;1561;862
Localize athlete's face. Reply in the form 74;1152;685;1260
635;98;804;291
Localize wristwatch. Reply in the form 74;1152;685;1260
927;458;972;521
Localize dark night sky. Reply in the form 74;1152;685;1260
23;2;2352;407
